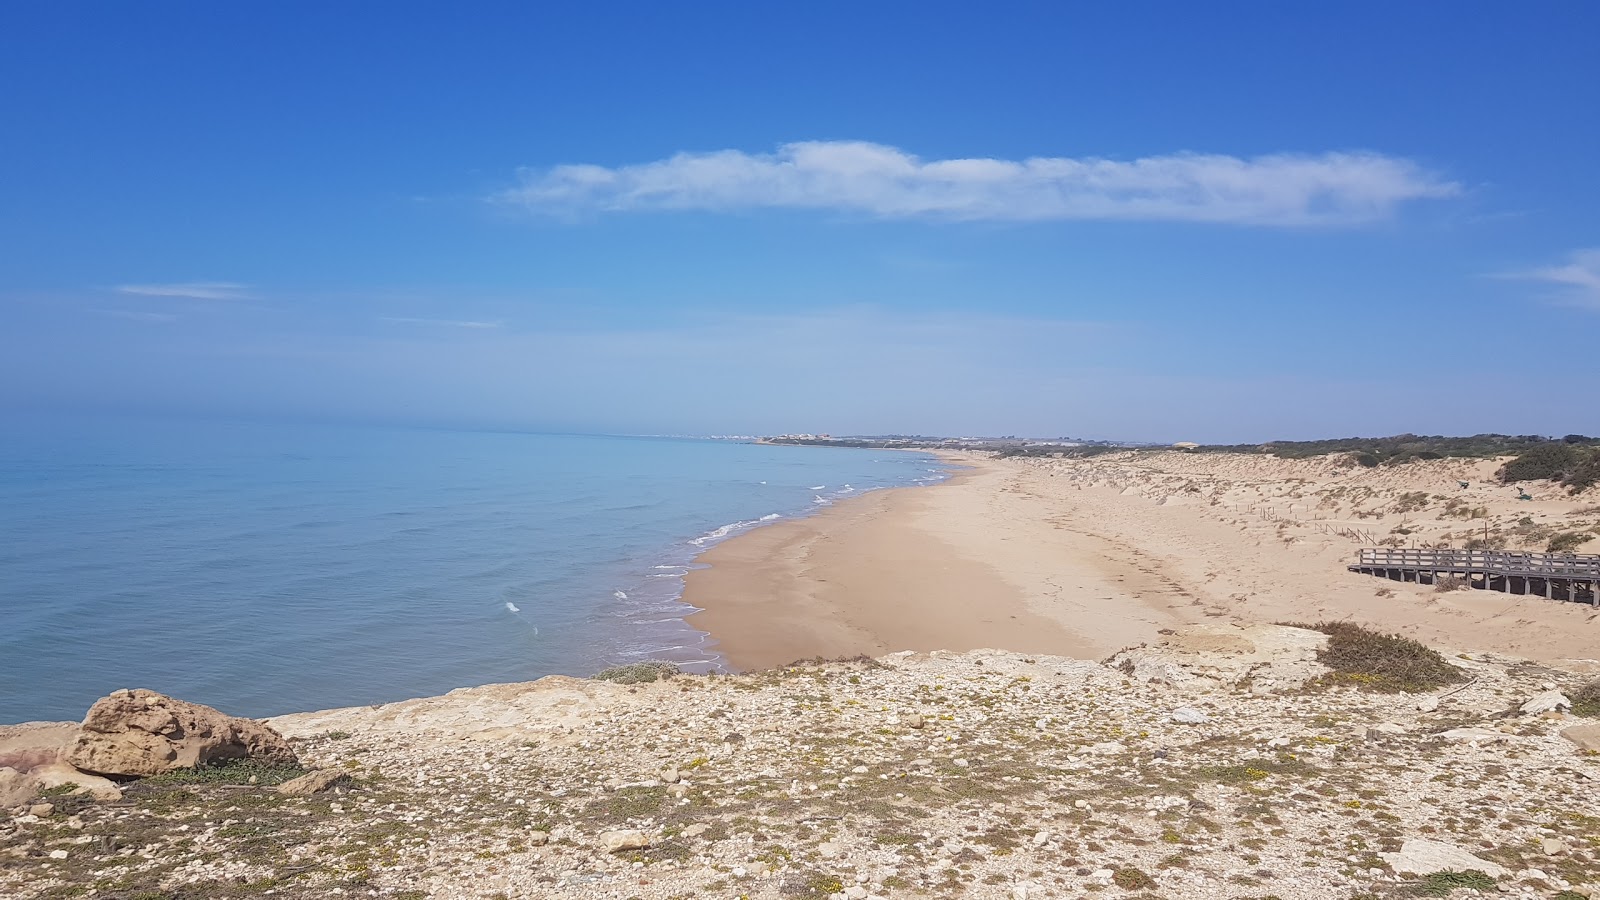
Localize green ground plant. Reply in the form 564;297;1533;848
1285;621;1465;693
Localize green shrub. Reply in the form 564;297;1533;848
593;661;680;684
1572;679;1600;717
1502;444;1580;483
1286;621;1465;693
143;758;307;786
1413;869;1496;895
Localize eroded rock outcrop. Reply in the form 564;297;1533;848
64;689;298;778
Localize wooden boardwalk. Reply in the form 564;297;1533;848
1350;547;1600;605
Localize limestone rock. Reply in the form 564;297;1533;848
1438;727;1508;744
598;829;650;852
1520;690;1571;715
28;803;53;817
0;767;41;809
1170;706;1209;724
1542;837;1567;855
1416;696;1440;713
0;722;76;773
1561;722;1600;752
28;763;123;802
276;769;349;797
66;689;298;778
1381;839;1508;878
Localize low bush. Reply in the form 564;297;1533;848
1501;443;1576;481
593;661;680;684
1434;574;1469;592
1572;679;1600;717
1547;531;1595;554
1285;621;1465;693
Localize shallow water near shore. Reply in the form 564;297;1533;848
0;415;941;722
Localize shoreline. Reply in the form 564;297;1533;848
682;452;1194;671
683;449;1600;671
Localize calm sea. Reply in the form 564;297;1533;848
0;416;943;722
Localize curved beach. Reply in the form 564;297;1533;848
684;450;1600;670
682;453;1196;669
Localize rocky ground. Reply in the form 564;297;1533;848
4;624;1600;900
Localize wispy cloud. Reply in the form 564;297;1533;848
495;141;1458;227
379;316;504;329
1504;248;1600;309
116;282;250;300
98;309;179;323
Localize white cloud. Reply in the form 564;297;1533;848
116;282;249;300
495;141;1458;226
1509;248;1600;309
98;309;179;323
379;316;504;329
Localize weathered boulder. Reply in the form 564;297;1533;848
0;766;41;809
1381;838;1508;878
276;769;349;797
1520;690;1571;715
28;763;123;802
0;722;76;773
65;689;298;778
1561;722;1600;752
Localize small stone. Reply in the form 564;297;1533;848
28;803;54;818
1439;727;1508;744
1073;799;1088;809
818;841;842;858
1416;696;1440;713
277;769;350;797
1090;868;1115;882
845;886;868;899
1542;837;1567;855
1170;706;1209;724
660;768;680;784
953;758;969;768
1381;839;1508;878
905;714;925;729
1031;830;1051;847
527;830;549;846
598;829;650;852
851;765;869;774
682;823;709;838
667;783;690;798
48;849;68;860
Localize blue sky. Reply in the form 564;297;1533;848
2;2;1597;442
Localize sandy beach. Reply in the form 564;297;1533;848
685;450;1600;669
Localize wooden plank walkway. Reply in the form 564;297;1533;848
1350;547;1600;604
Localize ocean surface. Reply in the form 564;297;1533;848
0;416;944;723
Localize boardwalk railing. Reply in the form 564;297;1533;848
1350;547;1600;604
1354;547;1600;579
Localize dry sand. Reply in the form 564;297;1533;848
685;450;1600;669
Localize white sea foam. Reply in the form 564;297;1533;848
653;564;689;570
504;602;520;613
613;590;628;600
759;513;782;521
809;485;826;490
812;495;830;505
689;519;758;546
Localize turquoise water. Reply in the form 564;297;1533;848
0;417;943;722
